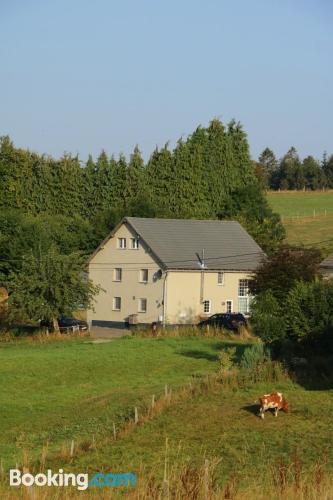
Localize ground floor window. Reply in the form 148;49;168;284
238;297;252;315
238;279;252;314
138;298;147;313
203;300;211;314
113;297;121;311
226;300;233;313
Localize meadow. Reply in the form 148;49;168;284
267;191;333;254
1;335;333;498
0;336;229;468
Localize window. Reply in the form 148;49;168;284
203;300;211;314
226;300;233;313
238;279;250;296
113;297;121;311
138;298;147;313
113;268;122;281
238;279;251;315
217;272;224;285
130;238;139;249
117;238;126;249
139;269;148;283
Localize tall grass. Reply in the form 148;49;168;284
132;324;255;341
0;328;90;344
0;450;332;499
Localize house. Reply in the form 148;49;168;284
87;217;264;327
319;254;333;279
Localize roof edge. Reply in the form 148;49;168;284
86;217;166;269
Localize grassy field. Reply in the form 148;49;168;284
69;379;333;491
1;336;332;497
267;191;333;253
267;190;333;217
0;336;236;468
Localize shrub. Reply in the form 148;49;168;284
218;347;237;372
250;290;287;342
240;342;269;370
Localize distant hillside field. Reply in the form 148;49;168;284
267;191;333;253
267;190;333;217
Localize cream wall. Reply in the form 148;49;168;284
88;221;253;326
165;270;253;324
87;222;164;325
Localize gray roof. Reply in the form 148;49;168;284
320;254;333;270
124;217;264;271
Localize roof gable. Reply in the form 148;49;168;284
88;217;264;271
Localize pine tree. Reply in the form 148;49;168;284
303;156;325;190
146;144;174;217
258;148;279;189
278;147;304;190
323;154;333;188
204;119;231;215
124;145;146;208
113;153;127;208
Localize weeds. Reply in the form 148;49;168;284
0;328;90;344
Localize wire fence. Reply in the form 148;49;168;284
281;210;333;221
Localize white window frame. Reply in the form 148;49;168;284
226;300;233;313
139;269;149;283
113;297;121;311
113;268;122;282
117;238;126;249
217;272;224;286
203;300;211;314
138;298;147;313
238;279;250;297
238;279;251;315
130;238;139;249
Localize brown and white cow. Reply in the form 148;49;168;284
258;392;289;419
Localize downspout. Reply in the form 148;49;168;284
162;270;168;328
200;269;205;303
200;248;205;303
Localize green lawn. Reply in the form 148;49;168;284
267;191;333;253
1;336;333;496
267;190;333;217
68;379;333;490
0;336;241;468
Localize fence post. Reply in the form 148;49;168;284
113;422;117;440
151;394;155;409
134;407;139;424
70;440;75;457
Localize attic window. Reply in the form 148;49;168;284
131;238;139;249
118;238;126;249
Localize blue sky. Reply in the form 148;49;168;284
0;0;332;162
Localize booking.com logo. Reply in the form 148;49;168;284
9;469;137;491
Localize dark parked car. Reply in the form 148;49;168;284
40;316;88;332
198;313;247;331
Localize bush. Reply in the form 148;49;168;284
240;342;269;370
250;290;287;342
218;347;237;372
